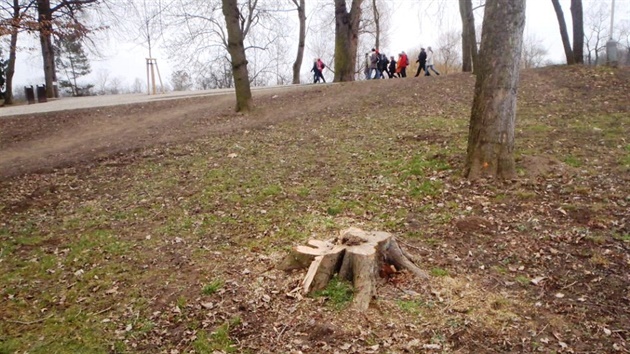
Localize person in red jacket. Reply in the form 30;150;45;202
397;51;409;78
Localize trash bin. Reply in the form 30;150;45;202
36;85;47;103
24;85;36;104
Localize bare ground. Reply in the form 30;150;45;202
1;65;629;353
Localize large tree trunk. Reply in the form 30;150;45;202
222;0;252;112
465;0;526;180
551;0;576;65
5;31;18;105
372;0;380;49
5;0;21;105
570;0;584;64
334;0;363;82
37;0;57;98
291;0;306;84
458;0;477;73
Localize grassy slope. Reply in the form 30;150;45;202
1;65;629;353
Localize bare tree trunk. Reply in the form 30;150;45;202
291;0;306;84
5;31;18;105
551;0;576;65
334;0;363;82
37;0;57;98
458;0;477;72
465;0;526;180
70;59;78;96
222;0;252;112
5;0;21;105
372;0;380;49
570;0;584;64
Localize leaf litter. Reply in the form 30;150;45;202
0;65;629;353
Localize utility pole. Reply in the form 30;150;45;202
606;0;618;66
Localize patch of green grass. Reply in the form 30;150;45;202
63;229;116;265
112;341;126;353
202;279;224;296
430;268;449;277
176;296;187;309
259;184;282;198
326;201;344;216
192;330;214;353
193;317;242;353
3;309;113;354
13;223;42;245
313;276;354;310
0;240;15;259
621;144;630;167
515;190;536;199
613;233;630;242
406;231;424;238
0;339;18;354
396;300;426;315
134;319;155;334
424;238;440;247
526;123;551;133
515;275;530;285
410;179;443;198
515;223;529;232
563;155;581;167
386;154;451;181
585;233;606;245
0;226;10;237
447;318;462;329
493;193;508;202
296;186;311;198
431;212;453;225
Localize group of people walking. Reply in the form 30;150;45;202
366;47;440;80
310;46;441;83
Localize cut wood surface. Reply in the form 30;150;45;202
285;227;428;310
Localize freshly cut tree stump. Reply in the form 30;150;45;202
287;227;428;310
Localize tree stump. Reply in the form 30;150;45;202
283;227;428;310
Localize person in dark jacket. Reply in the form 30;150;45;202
415;48;427;77
377;51;389;79
311;58;326;83
388;56;397;78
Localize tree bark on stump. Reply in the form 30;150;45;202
282;227;428;310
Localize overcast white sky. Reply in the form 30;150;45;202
10;0;630;90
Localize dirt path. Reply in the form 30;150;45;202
2;67;629;181
0;84;339;179
1;95;229;177
1;74;473;180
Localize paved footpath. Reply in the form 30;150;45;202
0;83;323;117
0;88;236;117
